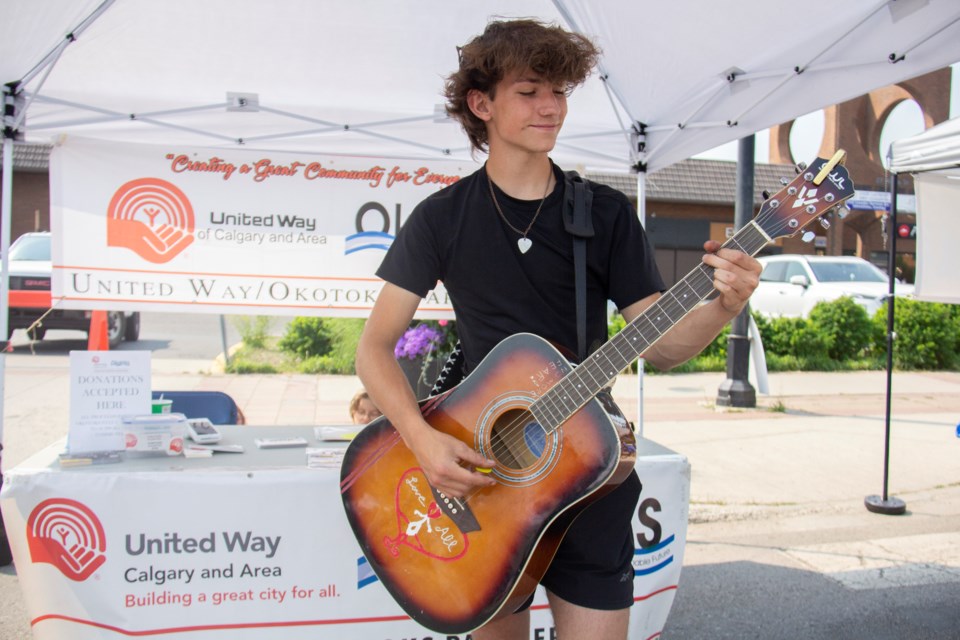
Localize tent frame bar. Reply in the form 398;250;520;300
891;12;960;63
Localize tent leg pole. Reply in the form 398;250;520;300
634;170;647;438
865;174;905;516
0;125;14;565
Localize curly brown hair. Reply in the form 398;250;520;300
444;19;600;153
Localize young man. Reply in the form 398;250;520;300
356;19;761;640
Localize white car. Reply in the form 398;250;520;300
750;255;914;318
7;231;140;346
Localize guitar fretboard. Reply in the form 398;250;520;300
530;221;771;431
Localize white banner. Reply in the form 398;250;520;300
50;138;478;318
913;172;960;304
1;430;688;639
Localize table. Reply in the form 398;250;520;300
1;426;689;639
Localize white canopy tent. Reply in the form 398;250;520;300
2;0;960;438
3;0;960;171
889;116;960;304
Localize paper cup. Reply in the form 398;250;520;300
152;399;173;414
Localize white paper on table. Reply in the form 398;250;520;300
67;350;151;454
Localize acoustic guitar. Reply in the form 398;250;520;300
340;152;855;633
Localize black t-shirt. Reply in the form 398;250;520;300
376;163;665;372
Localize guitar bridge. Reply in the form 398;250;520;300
431;486;481;533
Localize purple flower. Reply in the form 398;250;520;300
394;323;443;360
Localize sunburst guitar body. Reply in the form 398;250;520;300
340;333;636;633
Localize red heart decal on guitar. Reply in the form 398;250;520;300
383;468;469;562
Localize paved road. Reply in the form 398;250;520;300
666;484;960;639
6;312;250;360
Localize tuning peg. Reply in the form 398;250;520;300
836;205;850;219
801;231;816;243
795;162;808;173
779;176;790;185
819;218;831;230
762;190;771;200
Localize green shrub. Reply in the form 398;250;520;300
278;317;334;358
760;315;832;360
608;312;640;373
877;298;960;370
608;312;626;339
303;319;365;374
232;315;270;349
762;352;846;372
297;354;346;375
278;317;365;373
667;352;727;373
808;296;873;361
699;323;730;360
225;359;278;374
611;309;729;373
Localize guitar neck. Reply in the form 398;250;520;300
531;221;772;431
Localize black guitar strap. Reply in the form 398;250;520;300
562;170;595;364
429;171;594;396
429;341;464;396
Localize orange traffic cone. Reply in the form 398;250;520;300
87;310;110;351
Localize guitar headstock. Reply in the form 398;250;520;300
755;150;855;242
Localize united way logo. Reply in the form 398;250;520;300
344;231;394;255
26;498;107;581
106;177;195;263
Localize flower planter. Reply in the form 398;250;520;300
397;355;444;400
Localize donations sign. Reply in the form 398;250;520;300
50;137;476;318
67;350;151;455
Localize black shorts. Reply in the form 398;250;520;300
518;469;642;612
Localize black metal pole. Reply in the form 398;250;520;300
717;135;756;408
865;173;905;515
219;315;232;368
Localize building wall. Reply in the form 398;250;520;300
0;171;51;238
767;67;948;267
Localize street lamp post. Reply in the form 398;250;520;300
717;135;757;408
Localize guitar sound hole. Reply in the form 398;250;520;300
489;408;545;470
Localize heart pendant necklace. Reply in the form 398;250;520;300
487;169;552;255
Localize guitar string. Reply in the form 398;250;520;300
478;216;765;457
396;167;847;509
471;204;824;477
466;275;725;482
461;229;833;507
475;210;817;471
480;158;853;468
459;176;844;495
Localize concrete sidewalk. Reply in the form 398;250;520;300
2;356;959;638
